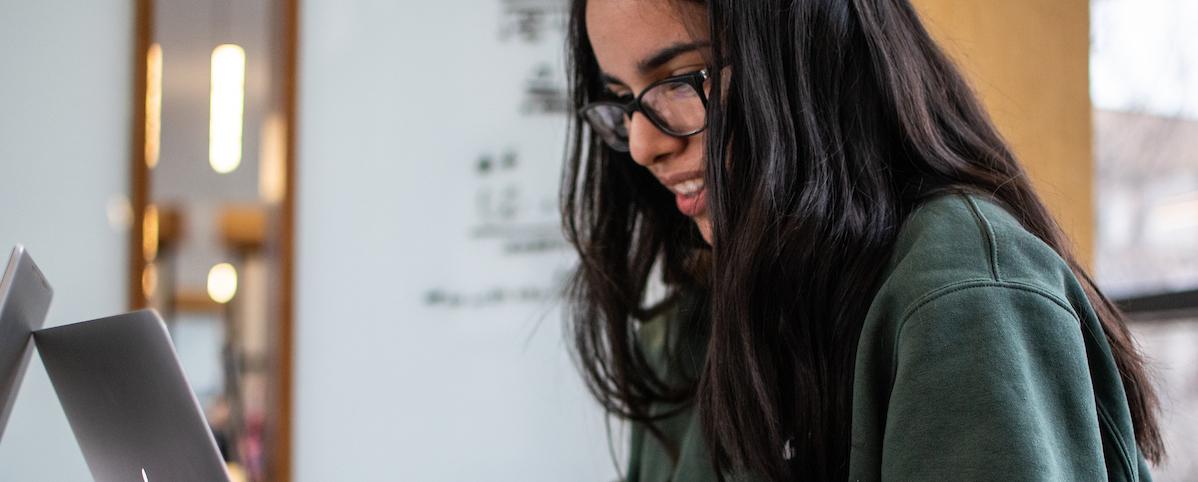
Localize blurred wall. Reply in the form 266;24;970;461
294;2;614;481
913;0;1095;264
0;0;133;480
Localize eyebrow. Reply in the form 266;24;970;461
600;40;711;86
639;40;710;74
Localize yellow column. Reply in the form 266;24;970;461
912;0;1094;265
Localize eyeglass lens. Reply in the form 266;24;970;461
582;104;630;151
582;77;705;152
640;81;705;135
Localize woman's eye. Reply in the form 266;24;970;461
603;85;630;97
603;91;633;103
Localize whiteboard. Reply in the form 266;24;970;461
296;1;620;480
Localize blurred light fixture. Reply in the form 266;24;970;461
207;262;239;304
145;43;163;169
143;204;159;262
106;194;133;231
141;262;158;299
258;114;287;204
209;44;245;174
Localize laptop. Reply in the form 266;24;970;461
0;245;54;442
34;309;231;482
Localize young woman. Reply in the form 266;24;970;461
560;0;1164;481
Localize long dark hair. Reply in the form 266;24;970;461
560;0;1164;480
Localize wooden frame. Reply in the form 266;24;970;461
129;0;152;311
128;0;297;479
274;0;298;479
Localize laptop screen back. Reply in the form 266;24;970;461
0;245;53;441
34;310;229;482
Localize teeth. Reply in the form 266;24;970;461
671;179;704;196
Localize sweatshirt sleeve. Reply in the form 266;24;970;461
880;283;1107;481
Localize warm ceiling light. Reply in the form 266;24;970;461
143;204;159;262
145;43;163;169
207;262;238;304
209;44;245;174
142;263;158;299
258;113;287;204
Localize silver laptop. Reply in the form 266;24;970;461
34;309;231;482
0;245;54;442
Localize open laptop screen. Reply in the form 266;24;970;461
34;309;230;482
0;245;53;441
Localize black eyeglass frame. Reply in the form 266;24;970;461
579;69;710;149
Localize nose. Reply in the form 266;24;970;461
626;111;685;168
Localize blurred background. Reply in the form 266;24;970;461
0;0;1193;481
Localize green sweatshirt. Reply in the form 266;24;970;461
626;194;1153;482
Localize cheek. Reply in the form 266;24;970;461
685;133;708;167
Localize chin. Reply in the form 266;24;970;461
696;217;713;245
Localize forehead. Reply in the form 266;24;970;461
585;0;707;82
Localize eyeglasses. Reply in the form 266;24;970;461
579;69;709;152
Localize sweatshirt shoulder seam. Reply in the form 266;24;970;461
961;194;1001;281
889;279;1080;372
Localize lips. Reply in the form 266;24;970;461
675;185;707;217
661;175;704;217
658;171;708;217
